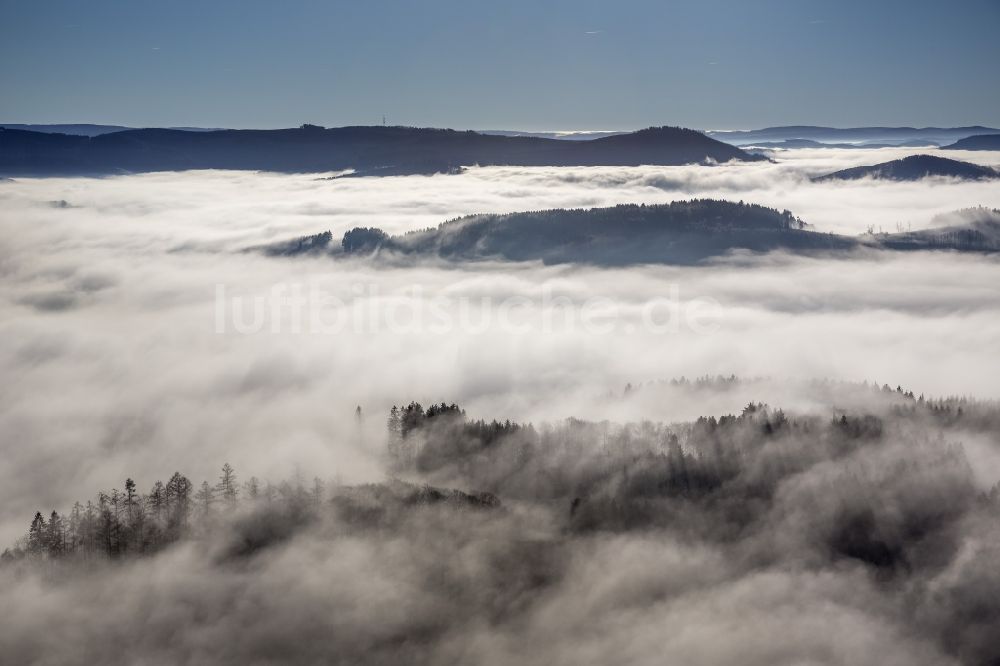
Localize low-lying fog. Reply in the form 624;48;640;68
1;146;999;547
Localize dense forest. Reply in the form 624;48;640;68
3;463;283;562
10;380;998;563
5;381;1000;664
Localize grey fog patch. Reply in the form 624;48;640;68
18;291;79;312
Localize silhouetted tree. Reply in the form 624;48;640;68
342;227;390;253
45;511;64;557
244;476;260;501
27;512;46;556
311;477;325;509
165;472;192;535
217;463;238;508
148;481;166;523
195;481;216;518
67;502;83;552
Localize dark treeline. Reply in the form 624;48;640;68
0;463;331;563
12;381;995;565
263;230;334;256
379;391;1000;664
619;373;1000;426
2;457;502;565
386;402;528;472
387;388;1000;519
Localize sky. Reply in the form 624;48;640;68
1;0;999;130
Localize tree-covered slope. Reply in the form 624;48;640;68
941;134;1000;150
814;154;998;182
336;200;854;265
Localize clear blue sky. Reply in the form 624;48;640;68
2;0;998;130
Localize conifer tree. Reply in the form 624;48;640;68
195;481;216;517
217;463;238;508
27;511;46;556
45;511;64;557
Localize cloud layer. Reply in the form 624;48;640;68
2;149;1000;664
2;150;1000;545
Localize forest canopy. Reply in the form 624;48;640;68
5;381;1000;665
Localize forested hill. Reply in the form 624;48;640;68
813;154;999;182
942;134;1000;151
269;202;1000;265
6;390;1000;665
335;200;855;265
707;125;999;146
0;125;762;176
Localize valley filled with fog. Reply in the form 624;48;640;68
3;146;1000;664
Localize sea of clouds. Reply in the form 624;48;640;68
2;146;1000;665
2;147;1000;544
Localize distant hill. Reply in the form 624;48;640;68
0;124;131;137
327;200;857;266
265;201;1000;266
0;123;221;136
479;129;626;141
708;126;999;147
746;138;938;150
1;124;627;141
813;154;998;182
8;123;995;149
0;125;762;176
942;134;1000;151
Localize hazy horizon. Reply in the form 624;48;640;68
3;121;1000;133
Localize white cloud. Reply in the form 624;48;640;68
1;151;999;546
